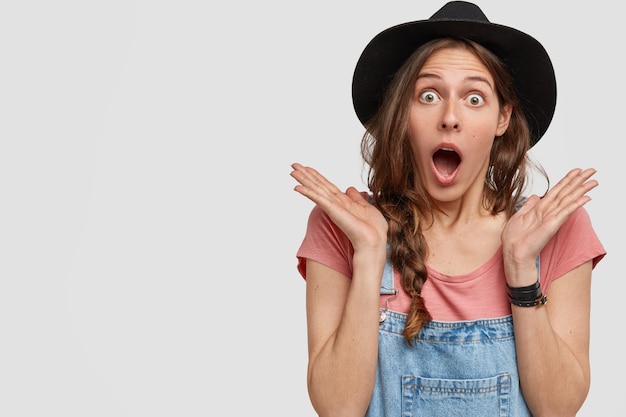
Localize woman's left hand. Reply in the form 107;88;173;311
501;168;598;285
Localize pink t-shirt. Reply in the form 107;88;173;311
296;202;606;321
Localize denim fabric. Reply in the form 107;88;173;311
367;260;532;417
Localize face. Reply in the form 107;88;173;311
408;46;512;205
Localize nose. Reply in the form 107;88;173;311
440;101;460;131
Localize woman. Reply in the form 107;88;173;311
291;2;606;416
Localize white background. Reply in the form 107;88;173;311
0;1;620;415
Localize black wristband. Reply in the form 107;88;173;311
509;294;548;307
507;280;547;307
507;280;541;301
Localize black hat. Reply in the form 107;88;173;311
352;1;556;147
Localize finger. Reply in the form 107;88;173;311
291;164;361;214
540;168;581;202
558;168;597;193
570;168;598;194
291;164;343;198
537;168;597;211
515;194;540;215
536;168;598;224
346;186;370;206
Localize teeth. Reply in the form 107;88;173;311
440;147;454;152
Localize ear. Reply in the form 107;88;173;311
496;104;513;136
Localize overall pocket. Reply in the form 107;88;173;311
402;373;511;417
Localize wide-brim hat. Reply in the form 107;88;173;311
352;1;556;147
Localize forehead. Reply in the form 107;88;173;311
419;47;494;82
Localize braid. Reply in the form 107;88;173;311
379;194;432;344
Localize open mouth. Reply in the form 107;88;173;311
433;148;461;177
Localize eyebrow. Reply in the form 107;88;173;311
416;73;494;90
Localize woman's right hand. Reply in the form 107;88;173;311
292;163;388;416
291;163;388;253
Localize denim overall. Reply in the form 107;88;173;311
365;258;534;417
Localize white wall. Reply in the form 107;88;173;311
0;1;619;415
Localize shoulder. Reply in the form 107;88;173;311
540;206;606;287
297;202;357;275
555;206;599;244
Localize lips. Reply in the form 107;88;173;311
432;147;461;185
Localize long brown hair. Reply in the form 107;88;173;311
361;38;547;344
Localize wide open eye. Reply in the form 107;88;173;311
419;91;440;103
466;93;485;106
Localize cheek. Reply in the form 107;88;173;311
407;116;430;154
471;120;501;145
408;136;433;171
468;134;496;161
